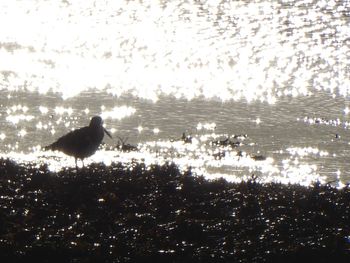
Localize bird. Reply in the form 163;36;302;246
44;116;112;168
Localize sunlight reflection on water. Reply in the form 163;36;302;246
0;124;328;187
0;0;350;186
1;93;349;186
0;0;349;101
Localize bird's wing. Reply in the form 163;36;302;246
44;127;92;152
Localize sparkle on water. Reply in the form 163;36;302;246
0;0;349;186
0;122;329;187
0;0;349;101
100;106;136;120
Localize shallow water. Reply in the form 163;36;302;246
0;0;349;186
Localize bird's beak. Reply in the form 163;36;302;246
104;128;113;139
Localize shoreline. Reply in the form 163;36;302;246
0;158;350;262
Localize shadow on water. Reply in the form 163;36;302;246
0;158;350;262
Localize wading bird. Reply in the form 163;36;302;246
44;116;112;168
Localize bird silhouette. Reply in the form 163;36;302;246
44;116;112;168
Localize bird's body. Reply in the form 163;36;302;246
44;116;112;167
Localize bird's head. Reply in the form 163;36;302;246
90;116;112;139
90;116;103;127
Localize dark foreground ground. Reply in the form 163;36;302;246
0;158;350;263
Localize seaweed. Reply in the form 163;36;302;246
0;158;349;262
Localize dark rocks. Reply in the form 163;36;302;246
0;158;350;262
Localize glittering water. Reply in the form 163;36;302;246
0;0;350;186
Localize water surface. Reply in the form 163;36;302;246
0;0;349;186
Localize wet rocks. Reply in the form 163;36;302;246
0;158;350;262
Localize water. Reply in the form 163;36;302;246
0;0;349;186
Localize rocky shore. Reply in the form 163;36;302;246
0;158;350;262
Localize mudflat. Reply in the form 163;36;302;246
0;159;349;262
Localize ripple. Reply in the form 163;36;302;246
100;106;136;120
0;0;348;102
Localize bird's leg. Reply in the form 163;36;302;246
75;158;78;170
